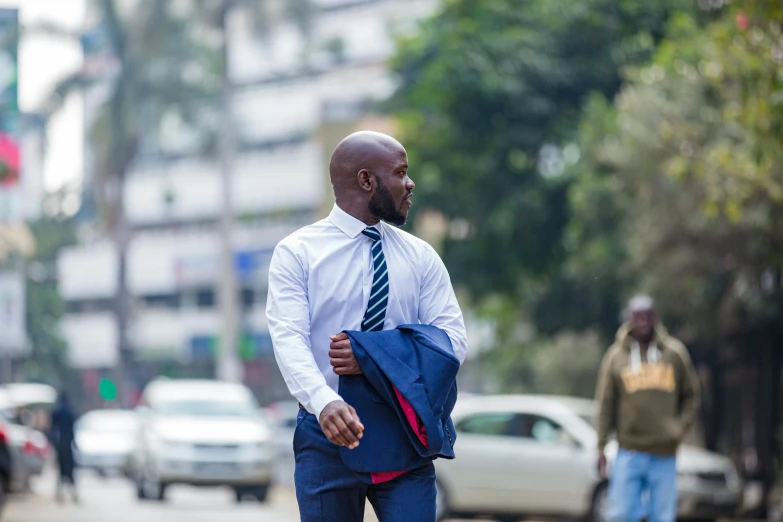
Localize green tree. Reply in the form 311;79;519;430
389;0;703;392
587;9;783;339
17;219;77;389
391;0;692;303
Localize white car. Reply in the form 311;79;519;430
129;379;277;503
75;409;139;477
435;394;741;522
263;400;299;457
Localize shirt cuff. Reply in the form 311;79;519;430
308;386;343;420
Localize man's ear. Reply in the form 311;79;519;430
357;169;373;192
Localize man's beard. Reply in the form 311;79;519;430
369;178;407;226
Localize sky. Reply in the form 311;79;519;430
0;0;85;192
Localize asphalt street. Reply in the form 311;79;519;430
5;468;304;522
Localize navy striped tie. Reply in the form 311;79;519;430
361;227;389;332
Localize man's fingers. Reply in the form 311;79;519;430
330;356;353;368
333;366;361;375
329;340;352;351
323;421;351;447
343;416;364;439
334;416;359;447
329;348;352;359
341;408;364;436
327;418;357;448
329;332;349;342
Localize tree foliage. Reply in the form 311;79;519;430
391;0;782;396
391;0;692;304
585;8;783;344
18;219;76;387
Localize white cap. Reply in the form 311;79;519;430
628;295;655;312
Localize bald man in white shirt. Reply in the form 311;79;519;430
266;131;467;521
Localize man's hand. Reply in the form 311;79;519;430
329;333;363;375
319;400;364;449
597;453;608;479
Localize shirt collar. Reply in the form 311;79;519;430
327;203;383;239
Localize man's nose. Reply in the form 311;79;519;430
406;177;415;191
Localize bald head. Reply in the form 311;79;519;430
329;131;406;188
328;131;414;227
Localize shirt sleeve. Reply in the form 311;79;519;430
266;241;342;419
417;242;468;363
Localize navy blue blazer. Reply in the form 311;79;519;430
338;324;460;474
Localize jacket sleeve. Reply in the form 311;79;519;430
595;348;617;453
676;344;701;438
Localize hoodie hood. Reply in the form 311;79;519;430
615;322;673;351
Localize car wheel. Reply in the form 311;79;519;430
155;482;167;502
435;479;450;521
589;482;610;522
136;473;147;500
0;477;7;516
138;469;166;502
254;485;270;503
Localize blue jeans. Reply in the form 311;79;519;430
609;449;678;522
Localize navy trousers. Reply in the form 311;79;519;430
294;409;437;522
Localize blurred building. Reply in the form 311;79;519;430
57;0;438;406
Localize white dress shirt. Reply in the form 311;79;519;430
266;203;468;418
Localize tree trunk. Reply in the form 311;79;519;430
216;0;242;383
112;173;133;407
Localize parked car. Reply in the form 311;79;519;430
75;409;139;477
129;379;277;503
0;392;49;498
3;414;49;481
435;394;741;522
263;400;299;457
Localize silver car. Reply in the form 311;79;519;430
435;394;742;522
75;409;139;477
130;379;277;503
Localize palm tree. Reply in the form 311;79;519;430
44;0;216;405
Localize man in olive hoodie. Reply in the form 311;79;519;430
595;295;700;522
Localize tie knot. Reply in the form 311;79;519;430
362;227;381;242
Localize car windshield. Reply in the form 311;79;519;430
578;414;595;428
157;400;257;418
77;413;138;433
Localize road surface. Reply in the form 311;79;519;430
4;461;395;522
5;468;304;522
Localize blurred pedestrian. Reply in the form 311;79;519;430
12;405;28;427
50;391;78;504
595;295;700;522
266;131;467;522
